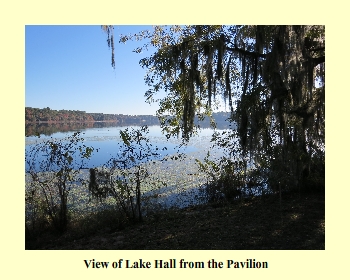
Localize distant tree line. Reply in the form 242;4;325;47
25;107;233;131
25;107;160;125
26;122;102;137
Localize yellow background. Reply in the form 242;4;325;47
0;1;344;279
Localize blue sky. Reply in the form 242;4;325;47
25;25;162;115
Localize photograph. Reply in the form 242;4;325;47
25;25;325;251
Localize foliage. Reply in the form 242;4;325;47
196;129;262;203
25;107;95;123
197;155;244;203
106;25;325;193
87;125;168;222
263;141;325;193
25;132;96;232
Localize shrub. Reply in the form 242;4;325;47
25;132;95;232
88;126;167;222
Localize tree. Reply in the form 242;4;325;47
103;25;325;192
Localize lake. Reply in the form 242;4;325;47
25;122;270;215
25;123;220;172
25;123;228;212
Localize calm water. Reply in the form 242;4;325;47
25;123;269;211
25;124;218;172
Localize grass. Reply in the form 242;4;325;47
25;190;325;250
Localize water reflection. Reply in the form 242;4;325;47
25;121;140;137
25;122;270;211
25;120;233;137
25;124;219;171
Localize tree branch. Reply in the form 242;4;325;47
312;55;325;67
226;44;267;59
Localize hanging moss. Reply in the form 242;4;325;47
104;26;325;189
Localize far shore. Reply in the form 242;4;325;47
26;120;120;124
